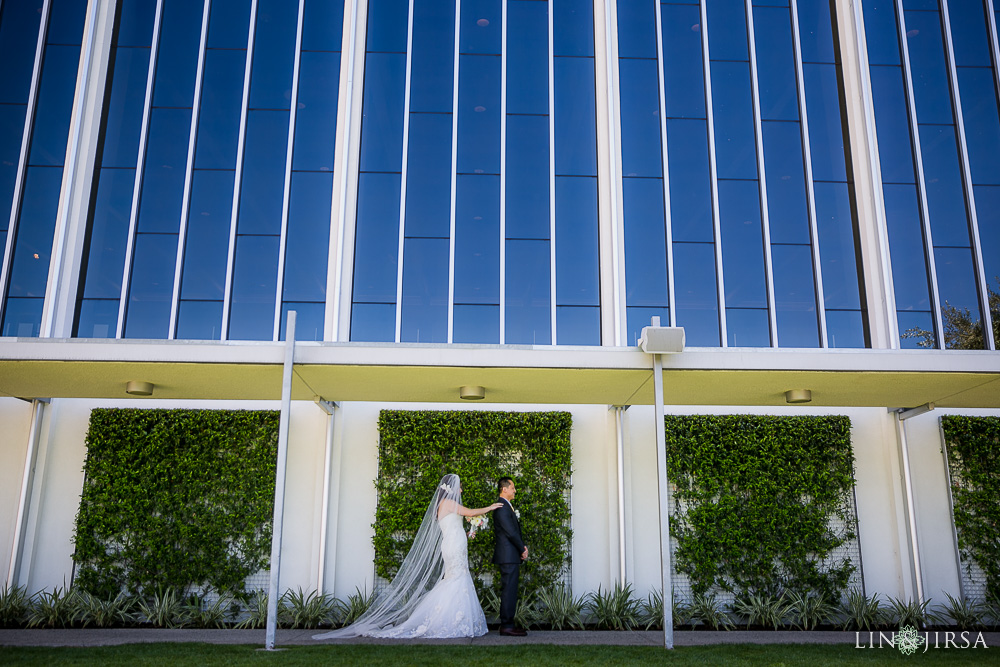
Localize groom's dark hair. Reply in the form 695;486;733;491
497;477;514;494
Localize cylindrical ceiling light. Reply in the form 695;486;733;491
459;385;486;400
784;389;812;404
126;380;154;396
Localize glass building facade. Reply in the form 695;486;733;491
0;0;996;351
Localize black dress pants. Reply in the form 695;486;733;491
498;562;520;629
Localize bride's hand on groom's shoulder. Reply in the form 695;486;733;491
490;502;504;511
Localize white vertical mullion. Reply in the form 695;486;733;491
940;0;996;350
548;0;557;344
745;0;779;347
790;0;828;347
895;0;945;348
700;0;727;347
0;0;51;331
604;0;626;344
272;0;307;341
394;0;416;343
447;0;461;344
221;0;259;341
499;0;507;343
168;0;211;340
653;0;675;328
115;0;163;338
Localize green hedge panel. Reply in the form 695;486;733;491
665;415;858;599
374;410;572;598
73;409;279;598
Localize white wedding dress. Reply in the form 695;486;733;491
367;512;488;638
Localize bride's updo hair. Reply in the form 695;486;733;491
434;473;461;516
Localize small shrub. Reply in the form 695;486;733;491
535;584;584;630
689;592;733;630
886;595;932;629
137;588;188;628
0;585;30;627
283;588;338;629
586;582;642;631
479;588;500;624
74;590;135;628
931;592;986;630
672;596;693;629
514;589;540;630
28;586;79;628
784;591;837;631
639;588;664;630
234;590;268;629
839;588;887;631
339;586;376;626
731;592;788;630
185;591;233;629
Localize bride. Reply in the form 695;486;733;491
313;473;502;639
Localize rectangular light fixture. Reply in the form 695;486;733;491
639;326;686;354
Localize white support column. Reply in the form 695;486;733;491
6;398;49;589
891;406;929;605
265;310;296;650
647;316;674;649
613;405;627;584
315;398;340;594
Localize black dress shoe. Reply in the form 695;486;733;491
499;627;527;636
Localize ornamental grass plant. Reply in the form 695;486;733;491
585;582;643;631
0;584;30;627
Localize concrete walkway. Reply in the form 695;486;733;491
5;628;997;648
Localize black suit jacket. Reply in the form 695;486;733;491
492;498;525;564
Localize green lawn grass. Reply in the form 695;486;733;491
0;643;990;666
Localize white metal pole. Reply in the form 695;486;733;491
7;398;48;588
893;411;924;605
614;406;627;584
316;400;338;593
265;310;296;650
650;317;674;648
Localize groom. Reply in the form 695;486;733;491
493;476;527;636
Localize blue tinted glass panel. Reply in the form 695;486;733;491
0;1;42;105
667;118;713;242
815;182;862;310
83;168;134;298
797;0;835;64
934;246;982;348
712;61;757;180
719;179;767;308
176;300;223;340
207;0;252;49
505;115;550;239
883;183;932;311
76;299;119;338
367;0;409;52
454;304;500;343
137;108;190;233
6;167;61;297
229;235;279;340
507;1;548;114
617;0;656;59
662;3;705;119
181;170;233;300
949;0;990;67
707;0;748;61
905;10;953;125
772;244;818;347
284;172;333;301
626;306;670;346
870;66;916;183
974;185;1000;296
1;105;27;235
620;58;663;178
29;44;80;166
124;233;176;338
826;310;867;348
1;298;42;337
554;57;597;176
409;0;456;113
293;51;340;172
556;177;599;306
405;113;452;237
102;48;149;168
280;302;324;341
400;237;448;342
195;49;246;169
726;308;770;346
359;53;406;172
461;0;500;54
457;55;501;174
898;310;935;348
506;239;550;344
455;175;500;304
763;121;809;244
958;68;1000;186
47;0;86;44
623;178;668;307
553;0;593;57
557;306;599;345
754;6;798;121
248;0;297;110
238;109;289;235
862;0;901;66
351;302;395;341
151;0;200;108
804;63;848;183
302;0;345;51
919;124;971;248
353;173;400;302
673;242;721;346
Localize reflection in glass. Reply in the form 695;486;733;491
556;177;599;308
623;178;668;307
505;115;550;239
124;233;176;338
455;305;500;344
719;180;767;310
673;242;720;347
554;57;597;176
353;173;401;303
455;175;500;305
726;308;770;347
401;238;448;343
229;235;279;340
557;306;599;345
405;113;453;238
772;244;818;347
506;239;551;345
